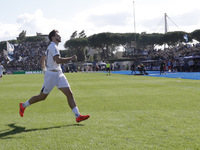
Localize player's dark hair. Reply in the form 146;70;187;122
48;29;59;41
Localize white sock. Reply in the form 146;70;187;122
72;106;80;118
23;100;30;108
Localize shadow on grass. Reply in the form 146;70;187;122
0;123;84;139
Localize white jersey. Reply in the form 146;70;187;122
45;42;62;71
0;65;3;75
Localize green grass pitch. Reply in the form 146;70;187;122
0;72;200;150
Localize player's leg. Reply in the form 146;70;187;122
19;92;48;117
59;87;76;110
28;92;48;105
19;71;55;117
59;87;90;123
57;72;90;122
106;68;109;75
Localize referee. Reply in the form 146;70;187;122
106;62;111;76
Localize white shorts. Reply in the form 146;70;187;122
41;71;70;94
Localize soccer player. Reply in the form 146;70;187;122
19;30;90;123
106;62;111;75
160;60;165;75
130;63;136;75
0;62;4;79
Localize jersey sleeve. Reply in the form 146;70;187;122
51;46;59;57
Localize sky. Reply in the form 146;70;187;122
0;0;200;49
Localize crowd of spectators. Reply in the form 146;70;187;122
0;41;49;73
0;41;200;73
140;43;200;72
148;43;200;60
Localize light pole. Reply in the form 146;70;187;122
133;1;137;48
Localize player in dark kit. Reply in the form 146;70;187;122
131;63;136;75
160;61;165;75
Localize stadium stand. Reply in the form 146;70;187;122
0;42;200;73
0;41;49;73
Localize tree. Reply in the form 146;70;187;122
70;31;78;39
191;29;200;42
64;38;88;61
66;30;89;61
64;29;200;61
162;31;188;46
0;41;6;53
78;30;87;38
88;32;115;60
137;33;163;49
18;30;26;41
70;30;87;39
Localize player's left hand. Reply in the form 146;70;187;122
71;55;77;61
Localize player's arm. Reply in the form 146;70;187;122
40;55;46;71
53;55;77;64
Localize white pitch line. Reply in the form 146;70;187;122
107;75;200;90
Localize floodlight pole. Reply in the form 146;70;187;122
164;13;168;49
133;1;137;47
164;13;168;33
